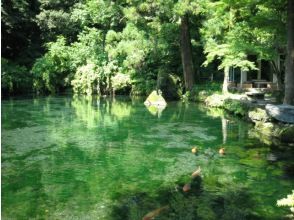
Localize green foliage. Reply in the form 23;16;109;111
32;37;71;93
200;0;286;71
1;58;32;95
131;77;157;96
70;28;106;68
223;99;249;117
71;0;122;29
181;91;191;102
2;0;288;97
36;0;79;42
191;82;222;102
71;63;100;95
1;0;42;65
112;73;131;92
106;23;150;74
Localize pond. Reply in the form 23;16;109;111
1;95;294;219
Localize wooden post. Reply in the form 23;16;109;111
240;70;247;87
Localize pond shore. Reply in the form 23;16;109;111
195;92;294;145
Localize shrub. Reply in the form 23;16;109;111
191;82;222;102
111;73;131;93
71;63;101;95
223;99;249;117
1;58;32;95
32;37;71;93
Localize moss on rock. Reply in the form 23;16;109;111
144;90;167;107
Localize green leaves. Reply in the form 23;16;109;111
71;62;101;95
201;0;286;71
1;58;31;94
4;0;287;95
31;36;71;93
106;23;150;73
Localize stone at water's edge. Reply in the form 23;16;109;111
144;90;167;107
265;104;294;123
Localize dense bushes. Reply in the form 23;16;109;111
1;0;289;100
71;63;101;95
29;17;162;95
191;82;222;102
1;58;32;95
32;37;72;93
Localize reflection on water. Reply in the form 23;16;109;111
221;117;227;144
145;105;166;118
1;95;294;219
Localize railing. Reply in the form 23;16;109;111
233;80;278;90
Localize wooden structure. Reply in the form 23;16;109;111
228;58;281;91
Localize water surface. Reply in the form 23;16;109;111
2;96;293;219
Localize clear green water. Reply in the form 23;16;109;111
2;95;293;220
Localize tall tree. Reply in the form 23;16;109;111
180;14;195;91
36;0;80;42
201;1;256;93
222;66;230;93
1;0;42;65
200;0;286;94
284;0;294;105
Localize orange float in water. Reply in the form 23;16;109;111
182;183;191;192
191;147;198;154
219;148;225;155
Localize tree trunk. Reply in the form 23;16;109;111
180;14;195;91
270;60;283;91
284;0;294;105
222;66;230;94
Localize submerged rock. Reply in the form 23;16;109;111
265;104;294;123
144;90;167;107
